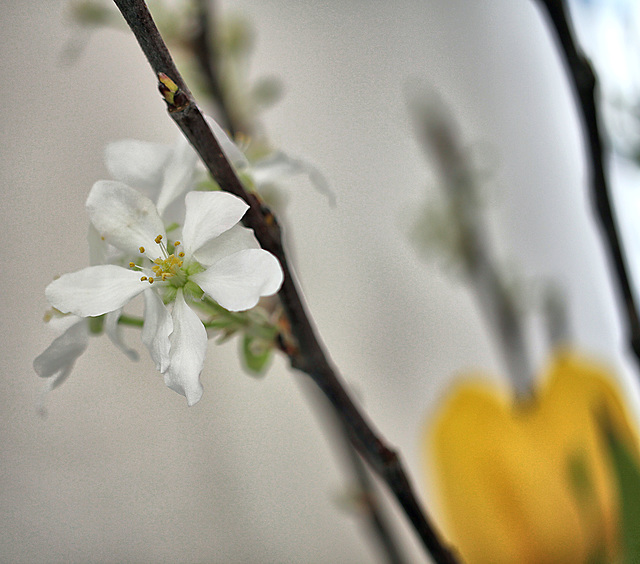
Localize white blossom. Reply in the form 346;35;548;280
45;181;283;405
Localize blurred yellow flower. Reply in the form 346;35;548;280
425;350;639;564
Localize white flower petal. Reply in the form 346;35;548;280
88;224;107;266
88;224;128;266
46;312;85;334
46;265;147;317
86;180;166;260
191;249;284;311
181;191;249;256
164;289;206;406
156;135;198;217
105;139;172;192
33;319;89;389
193;224;259;266
252;151;335;206
105;309;139;361
142;289;173;373
205;115;249;170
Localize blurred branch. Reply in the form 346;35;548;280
411;93;533;398
300;382;407;564
111;1;457;561
535;0;640;364
542;282;570;349
341;439;407;564
190;0;236;136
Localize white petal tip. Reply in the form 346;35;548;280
165;377;204;407
186;391;203;407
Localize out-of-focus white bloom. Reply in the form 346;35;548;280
34;219;139;407
33;307;137;411
107;117;333;212
205;116;335;204
45;181;283;405
105;133;198;218
34;315;89;394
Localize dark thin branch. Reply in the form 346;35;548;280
112;1;457;562
535;0;640;363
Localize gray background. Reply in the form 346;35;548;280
1;1;637;562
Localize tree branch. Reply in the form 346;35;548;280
111;1;457;561
535;0;640;364
411;93;533;399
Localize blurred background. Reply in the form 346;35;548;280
2;0;639;562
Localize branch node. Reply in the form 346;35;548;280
157;72;189;111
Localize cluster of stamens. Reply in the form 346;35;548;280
130;235;186;284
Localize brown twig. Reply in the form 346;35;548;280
111;0;457;561
535;0;640;364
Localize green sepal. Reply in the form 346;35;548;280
165;222;180;234
183;279;204;300
241;335;273;375
88;315;104;335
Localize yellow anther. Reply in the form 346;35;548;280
140;276;148;281
148;277;154;284
179;251;185;257
139;246;145;254
129;262;135;268
155;234;163;244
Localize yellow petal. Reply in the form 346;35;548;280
425;350;638;564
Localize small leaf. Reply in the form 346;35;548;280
251;77;283;109
69;1;119;27
601;415;640;562
566;449;608;564
241;335;272;375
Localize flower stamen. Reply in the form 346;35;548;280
148;235;185;283
129;235;186;286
